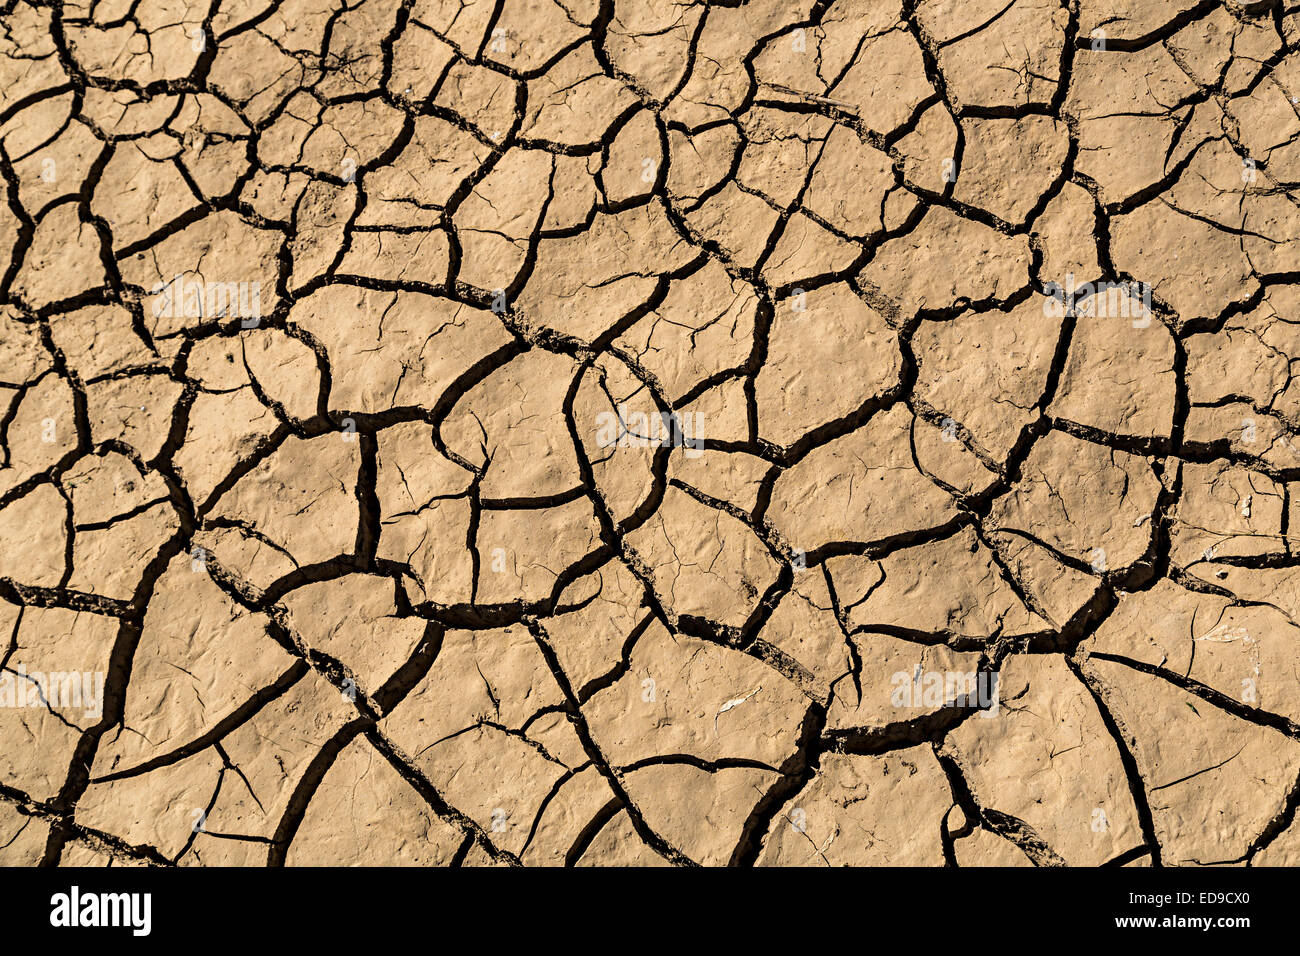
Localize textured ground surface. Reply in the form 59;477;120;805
2;0;1300;868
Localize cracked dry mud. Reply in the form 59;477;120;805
4;0;1300;871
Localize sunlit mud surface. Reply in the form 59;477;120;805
2;0;1300;867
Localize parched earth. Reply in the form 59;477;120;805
1;0;1300;868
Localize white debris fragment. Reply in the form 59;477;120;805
715;685;762;731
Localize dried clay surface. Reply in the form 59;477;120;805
2;0;1300;868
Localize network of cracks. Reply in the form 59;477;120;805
2;0;1300;866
